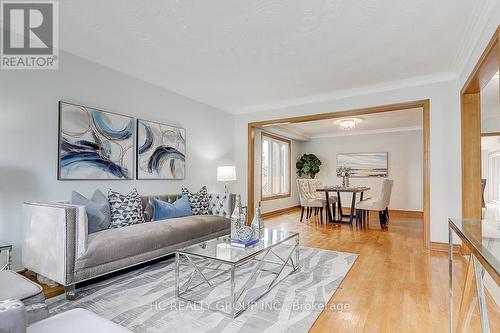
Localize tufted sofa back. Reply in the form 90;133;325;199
141;193;236;222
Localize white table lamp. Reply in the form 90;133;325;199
217;166;237;192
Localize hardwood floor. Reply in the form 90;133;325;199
264;209;500;332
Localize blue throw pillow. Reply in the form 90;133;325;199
153;195;192;221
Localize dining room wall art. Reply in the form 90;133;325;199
136;119;186;179
58;101;134;180
336;152;388;178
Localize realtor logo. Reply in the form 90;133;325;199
1;1;58;69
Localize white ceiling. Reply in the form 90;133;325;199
263;108;423;141
59;0;489;113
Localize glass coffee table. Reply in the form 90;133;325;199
175;228;299;317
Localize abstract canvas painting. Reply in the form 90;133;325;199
337;152;388;177
58;101;134;180
137;119;186;179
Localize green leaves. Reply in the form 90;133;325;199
296;154;322;179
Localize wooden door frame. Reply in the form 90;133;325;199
461;26;499;220
247;99;431;248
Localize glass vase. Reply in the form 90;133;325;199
251;202;264;239
231;195;243;240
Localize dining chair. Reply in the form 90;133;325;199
296;179;327;224
481;179;486;209
308;179;337;220
355;179;394;229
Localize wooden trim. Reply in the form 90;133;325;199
430;241;460;254
261;131;292;144
260;131;292;201
391;210;424;218
423;100;430;249
481;131;500;137
247;99;431;249
340;208;424;219
249;100;429;128
461;26;499;224
261;193;292;201
461;93;482;220
461;26;499;94
262;205;300;219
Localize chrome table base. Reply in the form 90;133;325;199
175;236;299;318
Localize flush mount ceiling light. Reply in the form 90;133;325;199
334;117;364;130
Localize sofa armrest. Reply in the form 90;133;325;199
208;193;236;218
22;202;88;286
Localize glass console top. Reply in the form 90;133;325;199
449;218;500;279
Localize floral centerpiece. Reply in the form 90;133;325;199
336;165;352;187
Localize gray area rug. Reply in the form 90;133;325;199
48;246;357;332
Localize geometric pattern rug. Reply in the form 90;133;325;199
47;246;357;333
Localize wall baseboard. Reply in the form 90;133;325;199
263;206;423;220
262;205;301;219
430;242;461;254
340;208;423;219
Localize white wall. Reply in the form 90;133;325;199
253;129;302;214
234;78;461;244
300;130;423;211
0;51;235;270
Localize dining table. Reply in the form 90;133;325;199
316;186;371;224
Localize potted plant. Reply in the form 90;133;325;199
336;165;352;187
296;154;322;178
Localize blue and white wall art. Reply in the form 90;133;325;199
137;119;186;179
58;101;134;180
337;152;388;177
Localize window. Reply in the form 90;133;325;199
261;133;290;200
489;151;500;203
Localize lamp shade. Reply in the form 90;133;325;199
217;166;237;182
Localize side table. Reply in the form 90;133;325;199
0;242;12;270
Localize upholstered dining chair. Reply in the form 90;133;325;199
296;179;327;224
355;179;394;229
308;179;337;220
482;179;487;209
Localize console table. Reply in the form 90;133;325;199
448;218;500;333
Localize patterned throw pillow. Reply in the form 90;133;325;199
181;186;209;215
108;188;145;228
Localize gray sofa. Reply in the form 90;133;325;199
22;192;235;299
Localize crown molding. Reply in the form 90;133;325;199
262;125;311;142
453;0;499;75
309;126;423;139
234;72;458;115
